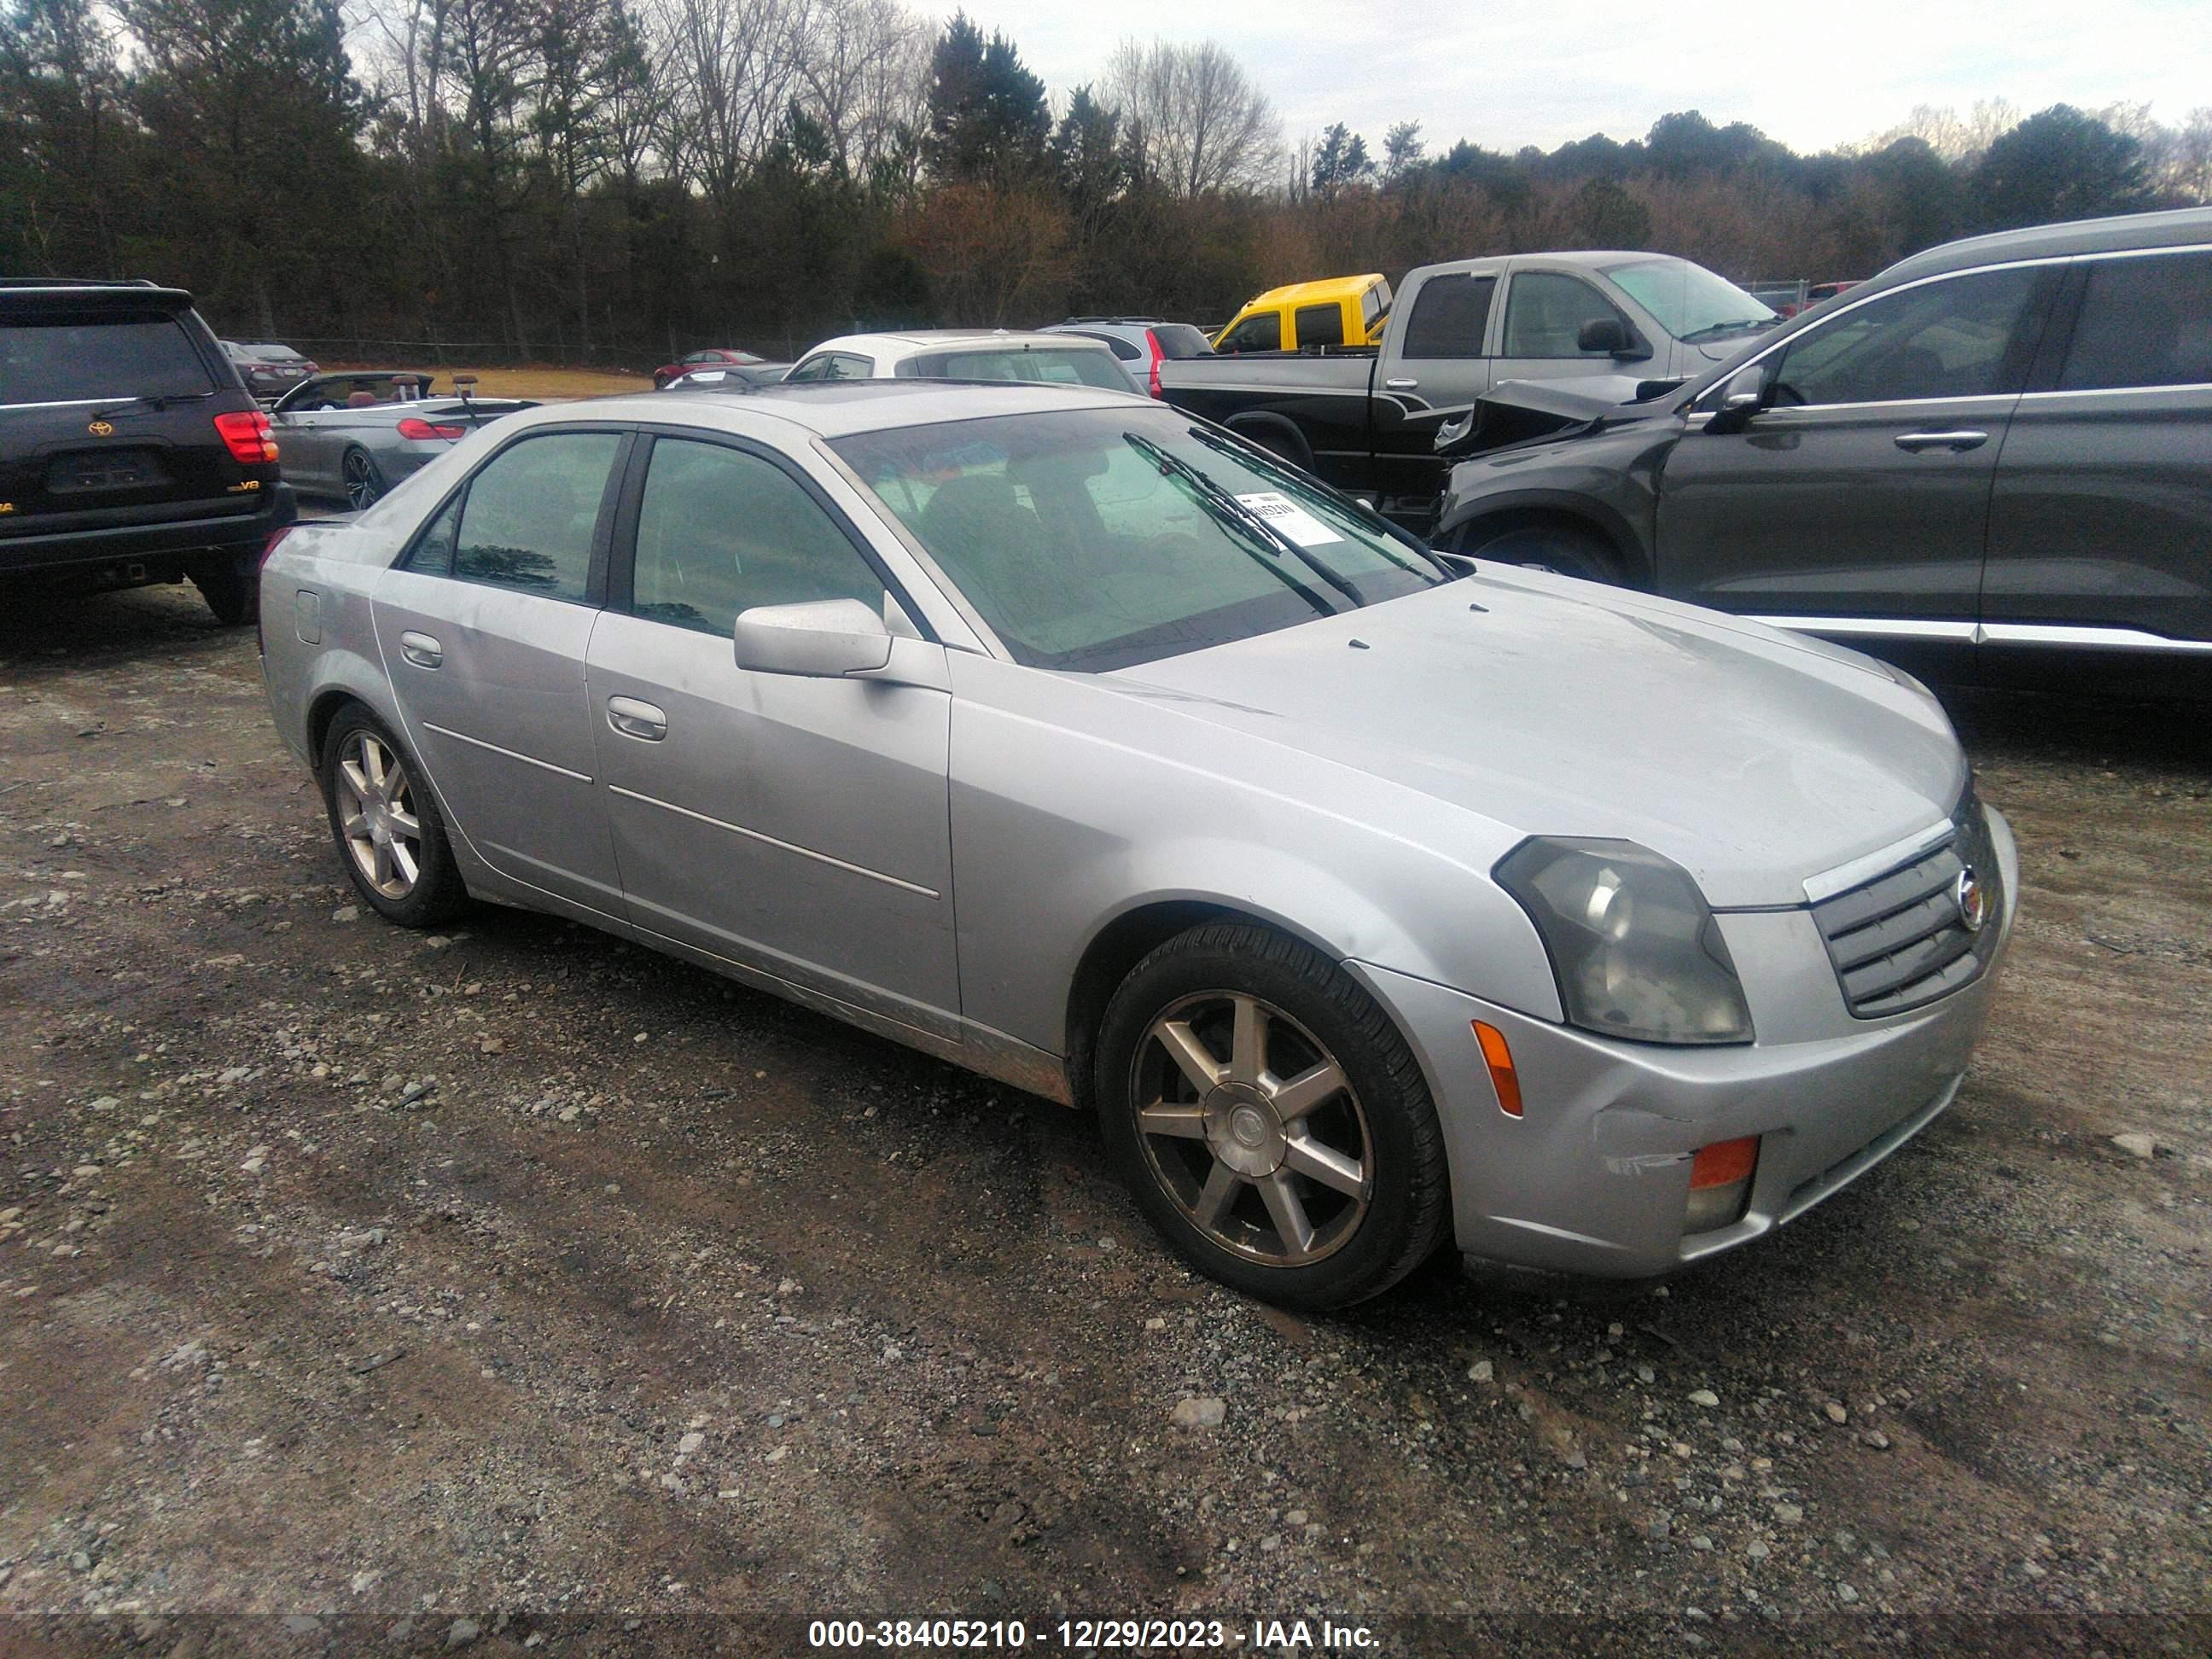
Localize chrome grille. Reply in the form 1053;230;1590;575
1811;791;2002;1019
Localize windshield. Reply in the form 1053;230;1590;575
833;406;1444;672
902;347;1132;393
1604;259;1777;341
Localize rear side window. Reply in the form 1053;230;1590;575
628;439;883;637
2058;251;2212;391
1216;314;1282;353
450;432;621;602
1362;282;1390;327
1069;332;1141;361
1295;304;1345;347
0;310;215;405
1400;274;1496;359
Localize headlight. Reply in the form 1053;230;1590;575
1496;838;1754;1045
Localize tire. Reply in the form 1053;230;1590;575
1460;521;1622;585
1094;922;1450;1311
189;550;259;626
320;706;468;928
1226;416;1313;470
341;447;386;511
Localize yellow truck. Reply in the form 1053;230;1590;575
1212;273;1392;353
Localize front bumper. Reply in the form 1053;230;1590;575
1351;807;2017;1278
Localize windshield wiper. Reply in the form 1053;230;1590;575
1121;431;1352;613
1680;317;1779;343
1185;423;1441;573
91;390;218;416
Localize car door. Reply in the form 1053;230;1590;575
1370;267;1499;507
270;388;336;491
371;426;631;919
585;431;959;1030
1655;264;2054;625
1982;247;2212;648
1487;266;1643;389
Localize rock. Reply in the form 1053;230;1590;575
1468;1359;1493;1383
241;1144;270;1175
1636;1364;1656;1384
1824;1401;1848;1424
332;905;358;923
1861;1430;1892;1451
1835;1584;1858;1605
1747;1540;1770;1561
1144;1317;1166;1331
677;1432;705;1456
1171;1396;1226;1430
2110;1132;2157;1160
1773;1503;1803;1523
1689;1388;1720;1407
1286;1509;1307;1526
1641;1516;1671;1542
777;1278;800;1295
1691;1534;1714;1551
446;1617;480;1648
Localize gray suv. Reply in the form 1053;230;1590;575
1435;207;2212;692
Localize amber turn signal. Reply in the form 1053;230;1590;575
1471;1021;1522;1117
1689;1136;1759;1190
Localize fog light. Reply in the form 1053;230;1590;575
1684;1135;1758;1233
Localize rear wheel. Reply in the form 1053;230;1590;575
189;551;259;626
1460;521;1621;584
341;447;386;511
1096;923;1450;1310
320;706;467;927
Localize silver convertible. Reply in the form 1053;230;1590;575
259;381;2016;1309
270;371;533;509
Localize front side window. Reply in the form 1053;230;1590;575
1767;267;2040;406
834;407;1442;672
1294;304;1345;348
449;431;620;601
1216;313;1282;353
1399;273;1496;359
2058;251;2212;391
1500;273;1623;358
629;439;882;637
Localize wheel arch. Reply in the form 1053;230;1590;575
1438;491;1652;588
1221;411;1314;469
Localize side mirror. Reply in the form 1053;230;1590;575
1577;317;1642;358
732;597;893;677
1704;364;1769;434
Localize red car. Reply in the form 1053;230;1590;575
652;347;765;388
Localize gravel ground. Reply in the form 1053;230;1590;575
1;585;2207;1657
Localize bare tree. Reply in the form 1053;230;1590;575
1105;37;1279;197
654;0;812;201
797;0;928;183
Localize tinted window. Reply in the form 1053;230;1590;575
1400;274;1495;359
629;439;882;637
1500;273;1621;358
1068;331;1142;361
909;348;1130;391
451;432;620;600
1216;314;1281;353
1294;304;1344;347
0;310;214;405
1768;268;2039;406
1149;324;1214;358
2058;252;2212;391
833;407;1441;672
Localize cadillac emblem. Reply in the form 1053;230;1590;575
1953;867;1988;934
87;419;115;437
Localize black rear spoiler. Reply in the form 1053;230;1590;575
0;281;195;311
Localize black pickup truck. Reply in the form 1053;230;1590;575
1156;250;1779;533
1;279;295;622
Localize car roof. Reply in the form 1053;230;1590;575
1237;274;1385;309
806;329;1118;356
0;281;194;311
1870;206;2212;288
520;379;1147;440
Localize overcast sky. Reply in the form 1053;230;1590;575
916;0;2209;160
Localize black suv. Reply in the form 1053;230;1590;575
1;280;294;623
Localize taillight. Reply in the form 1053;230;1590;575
1144;329;1164;399
396;416;467;441
213;409;279;463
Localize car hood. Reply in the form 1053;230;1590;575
1104;573;1965;909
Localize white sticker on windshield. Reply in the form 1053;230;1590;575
1234;491;1344;548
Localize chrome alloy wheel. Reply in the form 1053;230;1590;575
1130;992;1374;1266
335;730;423;899
342;449;382;509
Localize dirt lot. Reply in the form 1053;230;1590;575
0;585;2207;1656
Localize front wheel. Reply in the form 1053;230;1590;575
341;447;386;511
1458;521;1622;584
1095;923;1450;1310
320;707;468;927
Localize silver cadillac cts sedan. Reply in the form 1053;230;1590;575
259;381;2017;1310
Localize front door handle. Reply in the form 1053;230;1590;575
1893;429;1988;453
399;631;442;669
1384;376;1420;390
607;696;667;742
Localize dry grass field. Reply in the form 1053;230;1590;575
323;363;655;399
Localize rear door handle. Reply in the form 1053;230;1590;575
1384;376;1419;390
607;696;667;741
399;631;442;668
1893;429;1988;453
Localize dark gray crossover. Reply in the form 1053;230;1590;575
1435;207;2212;690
